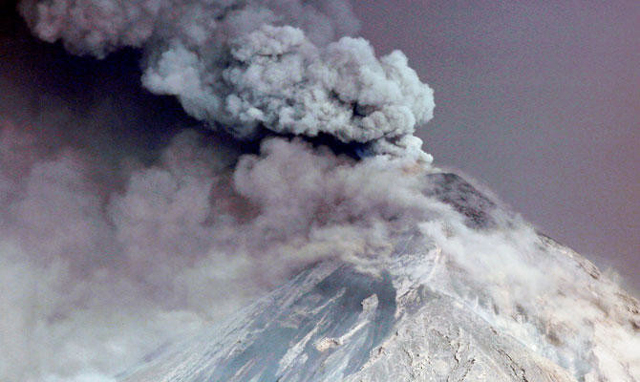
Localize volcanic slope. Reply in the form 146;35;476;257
120;172;640;382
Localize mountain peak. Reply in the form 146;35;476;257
120;171;640;382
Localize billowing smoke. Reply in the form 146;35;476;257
19;0;434;160
1;0;638;381
0;121;434;380
2;2;436;378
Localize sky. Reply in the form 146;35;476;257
353;0;640;291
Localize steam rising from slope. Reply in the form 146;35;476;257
1;0;638;381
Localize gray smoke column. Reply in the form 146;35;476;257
19;0;435;160
2;1;436;380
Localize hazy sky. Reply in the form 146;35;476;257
353;0;640;291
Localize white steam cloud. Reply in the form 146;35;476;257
0;0;637;381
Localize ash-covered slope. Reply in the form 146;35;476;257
120;173;640;382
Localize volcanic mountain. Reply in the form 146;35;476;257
119;173;640;382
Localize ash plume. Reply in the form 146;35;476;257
2;2;437;379
19;0;434;159
0;0;638;381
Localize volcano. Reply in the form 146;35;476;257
3;1;639;381
119;173;640;382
